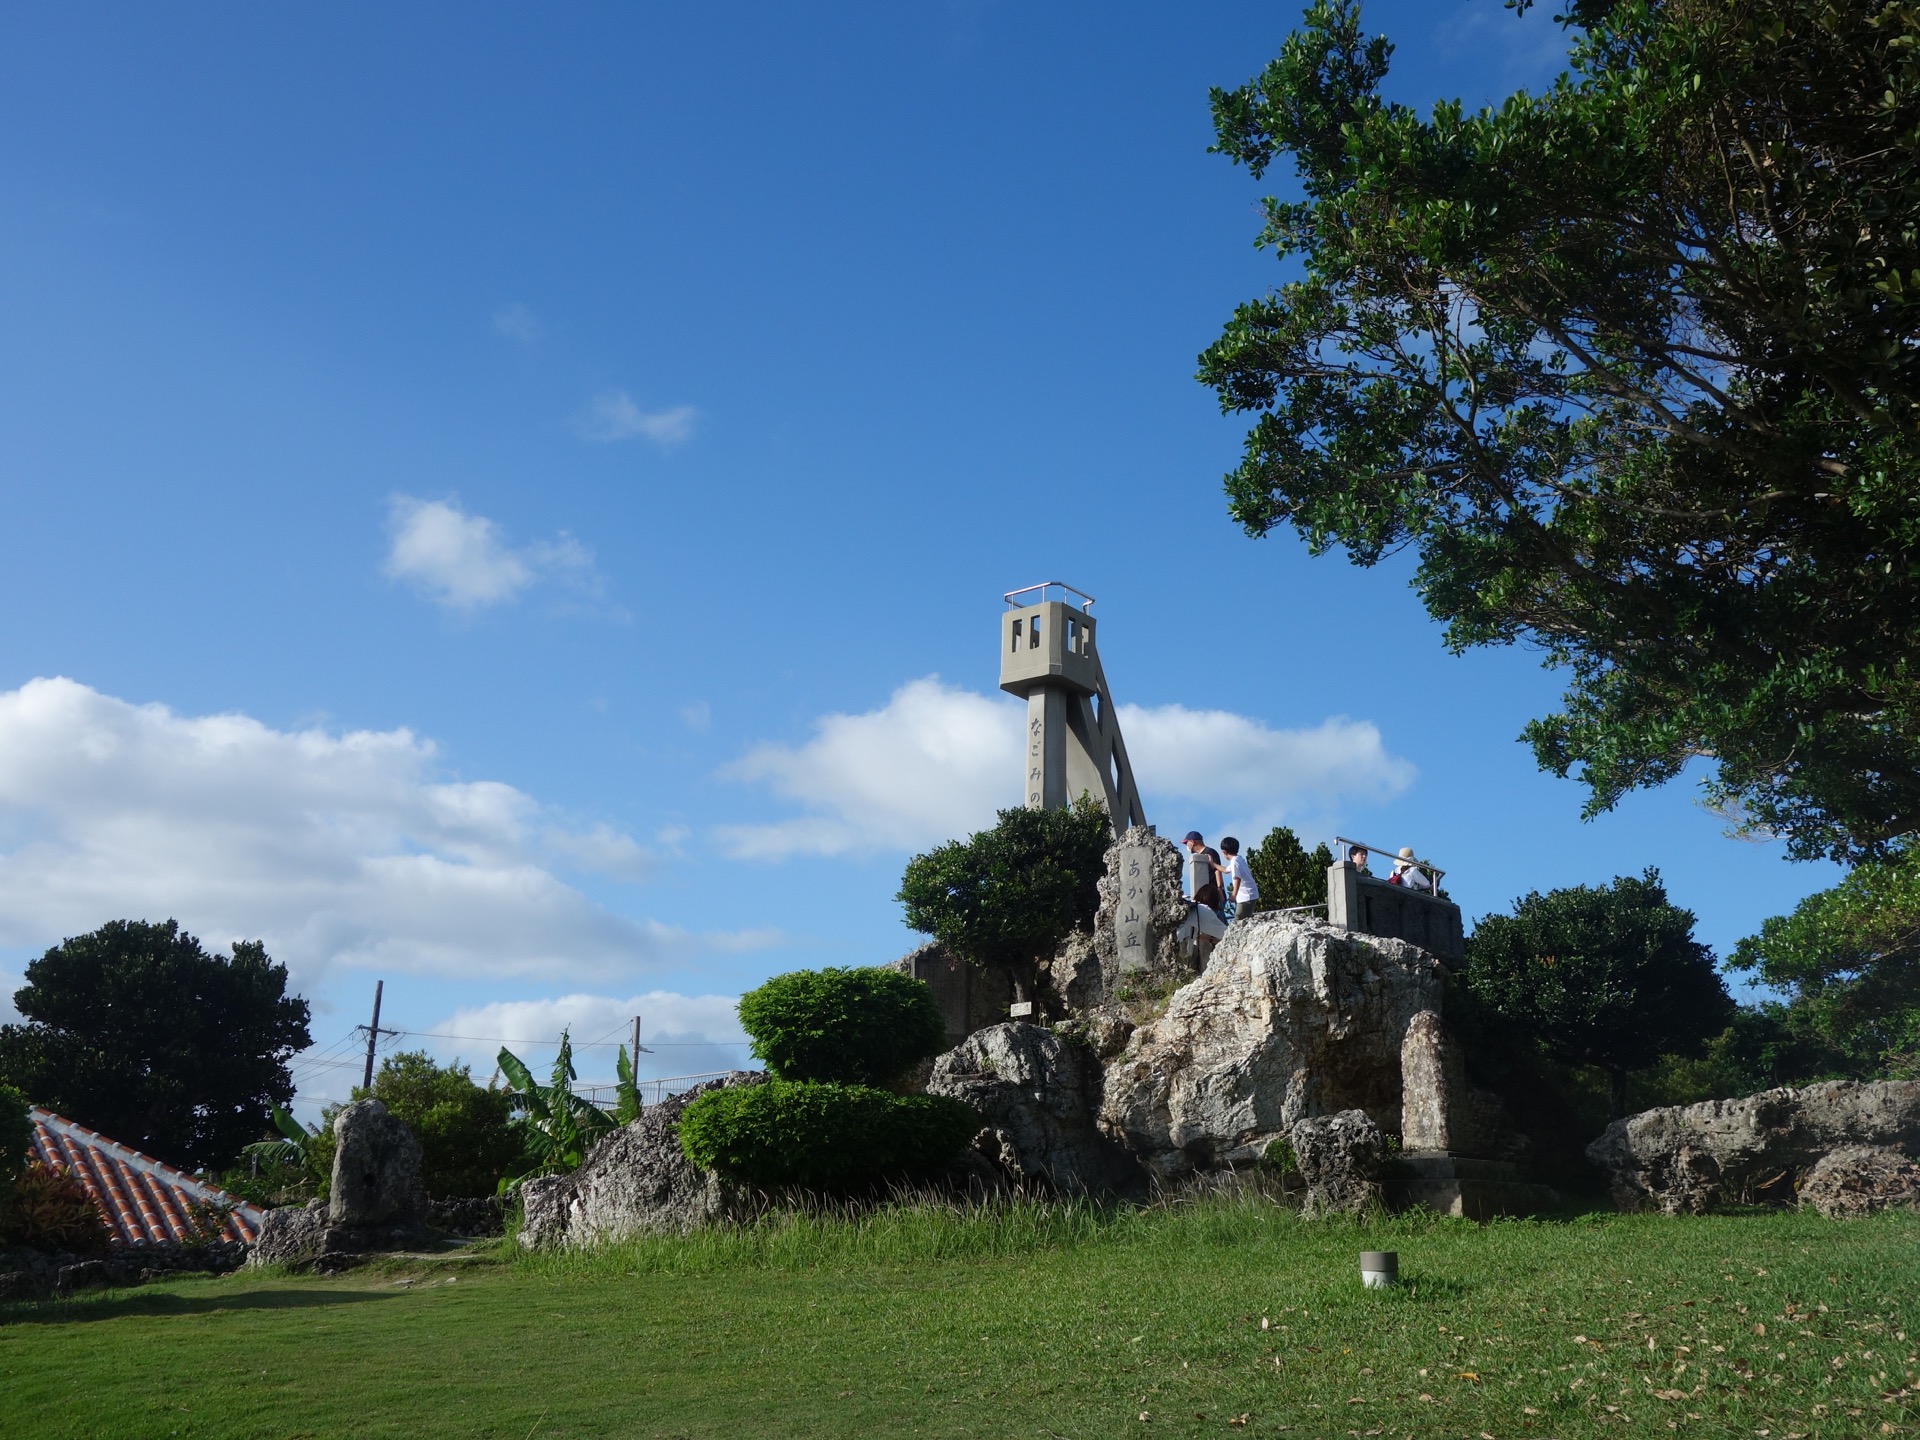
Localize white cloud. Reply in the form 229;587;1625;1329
574;392;698;447
679;700;712;732
383;495;601;613
1116;704;1414;813
714;677;1414;860
491;301;540;343
716;678;1021;859
0;678;775;988
424;991;751;1084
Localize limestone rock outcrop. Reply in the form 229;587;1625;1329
925;1023;1145;1197
1098;915;1448;1180
1796;1145;1920;1219
1587;1080;1920;1215
329;1100;426;1227
251;1101;433;1268
1289;1109;1386;1216
518;1073;766;1248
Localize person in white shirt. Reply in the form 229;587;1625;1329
1218;835;1259;920
1392;845;1434;893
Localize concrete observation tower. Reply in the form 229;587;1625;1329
998;582;1146;832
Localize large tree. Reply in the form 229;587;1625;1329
0;920;312;1172
897;800;1110;1010
1246;825;1335;911
1731;851;1920;1076
1200;0;1920;862
1464;870;1735;1117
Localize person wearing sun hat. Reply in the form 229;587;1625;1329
1391;845;1434;892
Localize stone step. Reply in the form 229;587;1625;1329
1394;1151;1522;1183
1388;1176;1560;1221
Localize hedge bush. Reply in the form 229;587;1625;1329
0;1081;29;1179
0;1160;110;1255
738;967;948;1086
678;1080;979;1191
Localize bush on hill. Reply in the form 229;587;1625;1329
739;967;947;1087
679;1081;979;1191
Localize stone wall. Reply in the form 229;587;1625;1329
1326;862;1464;964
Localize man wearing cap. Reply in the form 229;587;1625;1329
1181;831;1224;911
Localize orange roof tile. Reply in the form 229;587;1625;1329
27;1108;265;1247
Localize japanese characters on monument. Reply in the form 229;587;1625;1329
1114;839;1155;974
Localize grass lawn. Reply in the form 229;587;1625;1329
2;1200;1917;1439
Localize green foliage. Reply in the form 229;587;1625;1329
498;1031;616;1179
352;1051;524;1199
0;1160;110;1255
678;1080;979;1191
0;1081;29;1178
1201;0;1920;863
228;1105;327;1208
614;1044;642;1125
0;919;311;1173
898;798;1110;1005
1731;849;1920;1076
737;967;947;1086
1245;826;1334;911
1463;870;1736;1118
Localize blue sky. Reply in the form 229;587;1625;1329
0;2;1835;1118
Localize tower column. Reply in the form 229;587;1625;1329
1026;690;1069;809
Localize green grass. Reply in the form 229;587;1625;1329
3;1198;1918;1439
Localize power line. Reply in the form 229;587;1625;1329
393;1029;749;1048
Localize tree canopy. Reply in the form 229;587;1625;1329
1246;826;1334;911
1464;870;1735;1117
1731;852;1920;1077
0;920;311;1172
1201;0;1920;862
897;800;1111;1008
339;1051;525;1199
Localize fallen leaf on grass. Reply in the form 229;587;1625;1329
1457;1372;1480;1382
1653;1389;1689;1400
1228;1416;1250;1428
1137;1413;1149;1423
1417;1394;1433;1403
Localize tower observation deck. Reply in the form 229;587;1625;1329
998;582;1146;833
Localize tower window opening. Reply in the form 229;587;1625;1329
1010;618;1023;652
1029;613;1041;649
1066;616;1079;653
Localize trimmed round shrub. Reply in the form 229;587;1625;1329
738;967;948;1086
678;1080;979;1190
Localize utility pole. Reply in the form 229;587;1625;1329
357;980;401;1091
630;1015;642;1067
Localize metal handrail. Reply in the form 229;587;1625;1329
1333;835;1447;893
1003;581;1095;609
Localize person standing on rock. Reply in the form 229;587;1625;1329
1182;831;1224;911
1218;836;1259;920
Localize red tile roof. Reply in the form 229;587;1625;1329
28;1108;265;1247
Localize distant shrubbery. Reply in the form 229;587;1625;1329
682;967;977;1192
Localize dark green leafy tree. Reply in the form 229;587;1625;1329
1464;870;1736;1118
349;1052;524;1198
0;1082;30;1213
738;968;947;1087
1201;0;1920;862
1731;851;1920;1076
1246;826;1335;911
897;800;1110;1009
0;920;311;1172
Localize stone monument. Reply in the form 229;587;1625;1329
998;582;1146;830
